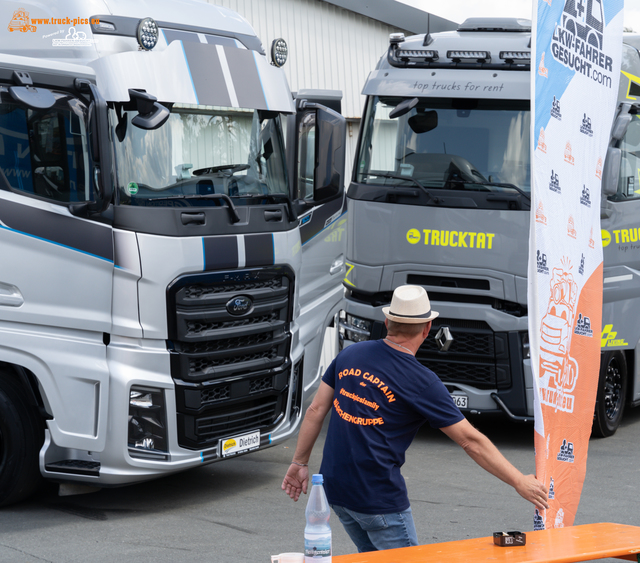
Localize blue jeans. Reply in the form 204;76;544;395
330;504;419;552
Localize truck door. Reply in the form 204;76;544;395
293;102;347;388
0;76;113;451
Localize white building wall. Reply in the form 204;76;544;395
206;0;410;181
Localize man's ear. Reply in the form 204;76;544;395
423;321;432;338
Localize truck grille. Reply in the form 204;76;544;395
416;318;510;389
167;266;295;450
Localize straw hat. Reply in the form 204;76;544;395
382;285;439;324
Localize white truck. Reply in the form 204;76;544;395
340;15;640;437
0;0;347;505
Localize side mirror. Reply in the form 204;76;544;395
129;89;170;130
294;100;346;205
601;146;621;196
314;105;346;203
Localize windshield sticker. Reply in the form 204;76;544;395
410;80;506;94
406;228;495;249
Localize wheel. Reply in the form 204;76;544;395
0;375;44;506
592;351;627;438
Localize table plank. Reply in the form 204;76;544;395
332;523;640;563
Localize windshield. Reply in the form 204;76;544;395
357;96;530;194
111;105;288;206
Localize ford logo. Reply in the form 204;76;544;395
226;295;253;316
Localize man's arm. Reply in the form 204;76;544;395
441;418;549;511
281;381;334;501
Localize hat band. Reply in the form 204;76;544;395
388;309;432;319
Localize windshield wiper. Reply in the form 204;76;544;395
149;193;240;223
361;172;437;202
230;193;296;221
446;178;531;201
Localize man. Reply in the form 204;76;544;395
282;285;548;552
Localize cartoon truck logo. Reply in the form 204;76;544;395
562;0;604;50
539;266;579;394
8;9;36;32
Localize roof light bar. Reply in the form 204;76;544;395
396;49;439;61
447;50;491;62
499;51;531;61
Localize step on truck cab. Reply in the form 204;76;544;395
0;0;347;505
340;16;640;436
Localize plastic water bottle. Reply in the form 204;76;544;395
304;474;331;562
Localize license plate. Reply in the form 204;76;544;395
451;394;468;409
220;430;261;457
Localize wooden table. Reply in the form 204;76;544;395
332;523;640;563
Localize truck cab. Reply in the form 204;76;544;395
0;0;346;505
340;18;640;436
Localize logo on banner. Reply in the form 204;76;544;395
536;201;548;225
557;439;575;463
537;250;549;274
551;0;615;89
551;96;562;120
555;508;565;528
596;157;603;179
549;170;561;193
574;313;593;337
567;215;577;239
534;509;545;531
538;128;548;153
549;477;555;499
579;253;585;274
580;185;591;207
539;52;549;77
539;264;579;412
564;142;575;165
580;113;594;136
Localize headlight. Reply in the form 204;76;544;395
137;17;158;51
271;38;288;67
339;313;372;343
128;386;168;454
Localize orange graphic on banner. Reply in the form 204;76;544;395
564;142;575;165
543;0;552;5
589;227;595;249
536;201;547;225
567;216;577;239
535;263;603;530
538;128;548;153
539;53;549;77
596;157;603;180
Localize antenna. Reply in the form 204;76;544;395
423;13;433;46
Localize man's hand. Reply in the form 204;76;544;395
515;474;549;511
282;463;309;502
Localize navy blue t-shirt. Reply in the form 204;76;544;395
319;339;464;514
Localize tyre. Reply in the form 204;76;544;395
592;351;627;438
0;375;44;506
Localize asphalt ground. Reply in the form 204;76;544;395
0;403;638;563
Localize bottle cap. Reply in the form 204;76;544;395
312;474;323;485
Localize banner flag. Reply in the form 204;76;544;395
529;0;624;529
